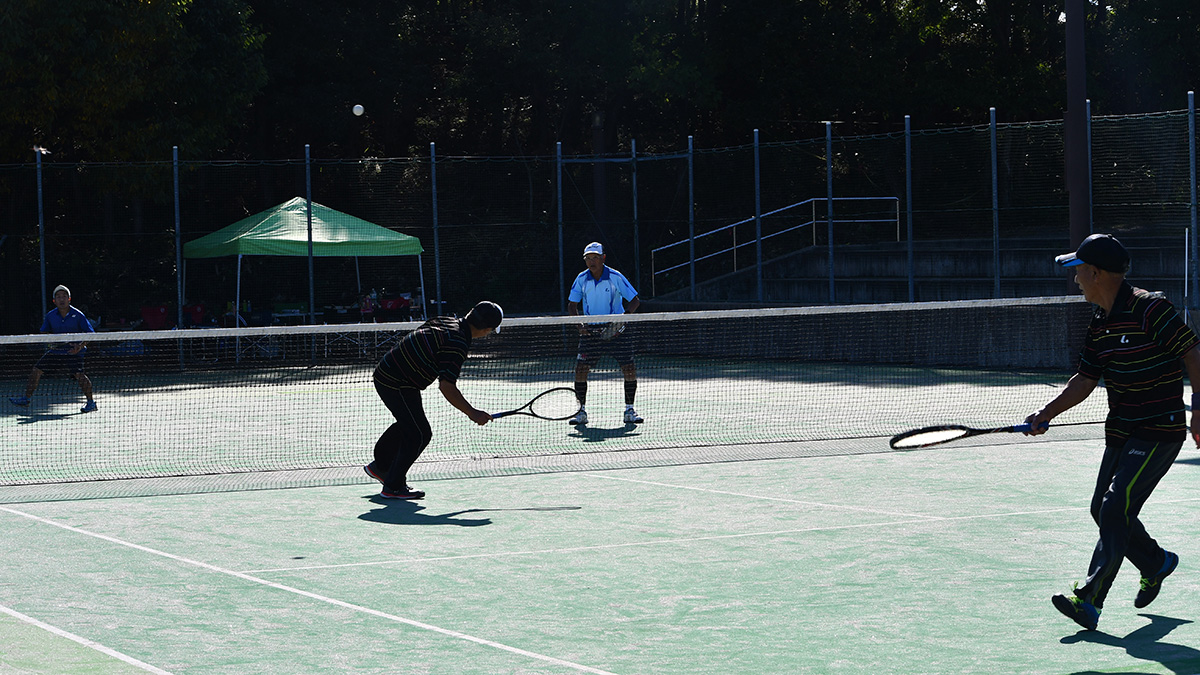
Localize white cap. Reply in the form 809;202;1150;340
583;242;604;257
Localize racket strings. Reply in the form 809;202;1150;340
529;390;581;419
890;427;971;448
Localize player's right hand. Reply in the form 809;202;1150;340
468;409;491;426
1023;411;1050;436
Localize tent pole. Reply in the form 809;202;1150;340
418;255;428;320
356;256;361;294
235;253;243;362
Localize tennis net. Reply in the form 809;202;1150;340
0;297;1107;501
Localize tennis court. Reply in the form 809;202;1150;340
3;434;1199;674
2;300;1198;673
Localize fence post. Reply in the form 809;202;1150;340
754;129;762;303
905;116;914;302
1190;91;1197;308
1087;99;1093;233
305;145;315;323
36;147;47;311
632;138;640;290
430;143;442;316
826;122;834;304
688;135;695;301
557;142;565;313
990;107;1000;298
173;146;183;328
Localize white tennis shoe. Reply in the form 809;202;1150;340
569;409;588;426
623;407;643;424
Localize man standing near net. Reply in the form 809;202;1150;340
567;241;643;426
9;285;97;413
364;301;503;499
1023;234;1200;631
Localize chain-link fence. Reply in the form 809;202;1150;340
2;106;1198;334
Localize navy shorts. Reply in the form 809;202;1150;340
577;329;635;368
35;351;85;375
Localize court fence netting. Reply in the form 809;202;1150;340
0;297;1109;502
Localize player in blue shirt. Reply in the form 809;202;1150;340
9;285;98;413
566;242;643;426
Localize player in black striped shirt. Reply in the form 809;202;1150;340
365;301;503;499
1025;234;1200;631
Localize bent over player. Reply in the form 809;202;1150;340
567;241;642;426
10;284;97;413
365;301;503;499
1025;234;1200;631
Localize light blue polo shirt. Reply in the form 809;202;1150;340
40;306;94;352
568;266;638;316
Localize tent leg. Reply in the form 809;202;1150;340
418;255;428;320
356;256;361;294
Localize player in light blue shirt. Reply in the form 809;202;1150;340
9;285;97;412
566;242;643;426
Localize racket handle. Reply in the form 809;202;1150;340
1011;421;1049;432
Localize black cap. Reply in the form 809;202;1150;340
466;301;504;330
1054;234;1130;274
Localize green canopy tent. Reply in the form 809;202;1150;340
183;197;426;322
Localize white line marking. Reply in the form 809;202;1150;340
0;603;173;674
0;506;619;675
579;472;942;518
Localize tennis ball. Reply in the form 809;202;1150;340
352;104;364;116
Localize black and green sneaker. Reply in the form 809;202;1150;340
1135;550;1178;609
1052;591;1100;631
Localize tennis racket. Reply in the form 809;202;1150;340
889;421;1048;449
492;387;582;421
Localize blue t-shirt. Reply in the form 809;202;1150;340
40;306;95;353
568;266;638;316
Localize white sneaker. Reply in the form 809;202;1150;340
569;409;588;426
623;407;643;424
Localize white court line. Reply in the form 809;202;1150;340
0;506;618;675
0;603;173;675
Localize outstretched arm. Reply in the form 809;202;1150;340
1024;373;1098;436
439;378;491;426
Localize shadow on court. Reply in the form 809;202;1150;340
570;422;640;444
359;497;493;527
1062;614;1200;675
14;412;78;424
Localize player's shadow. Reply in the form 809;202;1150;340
1063;614;1199;675
570;423;641;443
359;497;492;527
14;411;77;424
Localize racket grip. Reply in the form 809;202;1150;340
1012;421;1049;432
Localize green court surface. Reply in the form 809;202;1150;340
3;435;1199;674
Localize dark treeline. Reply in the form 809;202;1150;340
2;0;1199;163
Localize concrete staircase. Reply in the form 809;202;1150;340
648;235;1189;310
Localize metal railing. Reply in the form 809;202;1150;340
651;197;900;296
